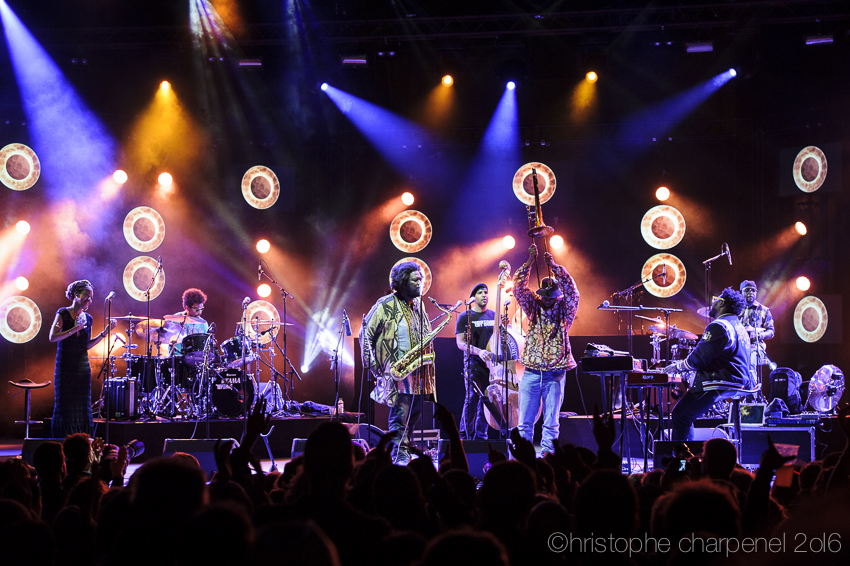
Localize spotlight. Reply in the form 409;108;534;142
502;235;516;250
401;192;415;206
685;41;714;53
442;75;453;87
796;276;811;291
586;71;598;82
113;170;128;184
728;68;737;77
15;220;31;235
506;81;516;90
656;186;670;201
256;239;271;254
805;34;834;46
158;172;173;187
795;222;807;236
550;235;564;249
258;284;272;298
301;364;310;373
160;81;170;91
15;276;29;291
320;83;329;91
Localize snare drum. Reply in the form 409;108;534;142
211;368;255;417
182;333;217;367
220;336;257;369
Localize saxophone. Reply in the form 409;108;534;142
390;299;461;381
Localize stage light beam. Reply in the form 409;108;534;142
442;75;453;87
795;222;807;236
158;172;173;187
796;277;811;291
160;81;171;91
15;276;29;291
15;220;30;234
320;83;329;91
550;235;564;249
503;235;516;250
506;81;516;90
256;239;271;253
113;170;128;184
586;71;598;82
401;192;414;206
656;186;670;201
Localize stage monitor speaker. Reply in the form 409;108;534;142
438;439;509;481
740;427;815;466
163;438;239;478
652;440;706;471
21;438;65;466
291;438;370;460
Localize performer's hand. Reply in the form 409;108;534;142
663;361;682;375
528;243;538;258
543;251;555;266
476;349;492;363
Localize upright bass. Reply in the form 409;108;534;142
483;261;528;431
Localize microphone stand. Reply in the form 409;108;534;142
259;264;298;408
702;245;729;321
143;261;164;417
330;317;346;420
104;294;114;444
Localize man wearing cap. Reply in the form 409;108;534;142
513;243;580;455
455;283;495;440
739;280;775;375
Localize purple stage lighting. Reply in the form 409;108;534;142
506;81;516;90
729;68;737;77
321;83;329;91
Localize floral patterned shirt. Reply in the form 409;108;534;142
513;262;580;371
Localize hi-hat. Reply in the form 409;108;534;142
670;328;699;341
112;315;148;321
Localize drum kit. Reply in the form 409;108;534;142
99;313;291;420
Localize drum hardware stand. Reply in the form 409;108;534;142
259;260;301;412
141;257;164;419
329;311;349;420
260;425;278;473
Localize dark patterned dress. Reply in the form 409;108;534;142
52;308;93;438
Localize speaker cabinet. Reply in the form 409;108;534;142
438;439;510;481
290;438;370;460
740;427;815;466
162;438;239;478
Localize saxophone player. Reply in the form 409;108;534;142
361;261;436;465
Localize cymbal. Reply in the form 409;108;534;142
648;324;666;334
697;306;710;317
112;315;148;322
670;328;699;341
135;319;177;342
163;314;205;324
251;321;293;326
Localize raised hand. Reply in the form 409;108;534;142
543;251;555;266
760;435;797;472
509;427;536;467
528;243;538;259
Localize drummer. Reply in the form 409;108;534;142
167;288;210;355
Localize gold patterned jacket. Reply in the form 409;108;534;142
513;262;580;371
360;293;436;404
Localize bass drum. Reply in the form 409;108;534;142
211;368;255;417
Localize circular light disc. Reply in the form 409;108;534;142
641;254;686;298
123;206;166;252
389;210;432;253
793;296;828;343
512;162;556;206
241;166;280;209
391;257;432;295
0;295;42;343
640;205;686;250
792;146;827;193
123;256;166;302
245;300;281;345
0;143;41;191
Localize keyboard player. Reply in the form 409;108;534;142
663;288;752;441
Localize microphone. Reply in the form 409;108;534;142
342;309;352;337
499;260;509;271
602;300;610;308
662;264;667;285
429;297;439;306
465;297;476;306
105;291;116;301
724;243;732;266
504;299;511;307
157;256;162;269
242;296;251;308
258;263;262;281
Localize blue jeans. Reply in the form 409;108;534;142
388;393;422;457
459;369;489;441
518;368;566;453
671;388;722;440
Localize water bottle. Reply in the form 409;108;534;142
337;398;344;415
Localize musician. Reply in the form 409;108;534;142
48;280;115;437
167;288;210;355
455;283;495;441
513;243;580;455
361;262;436;465
665;288;752;441
739;280;775;369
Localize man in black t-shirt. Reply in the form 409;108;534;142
455;282;495;440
